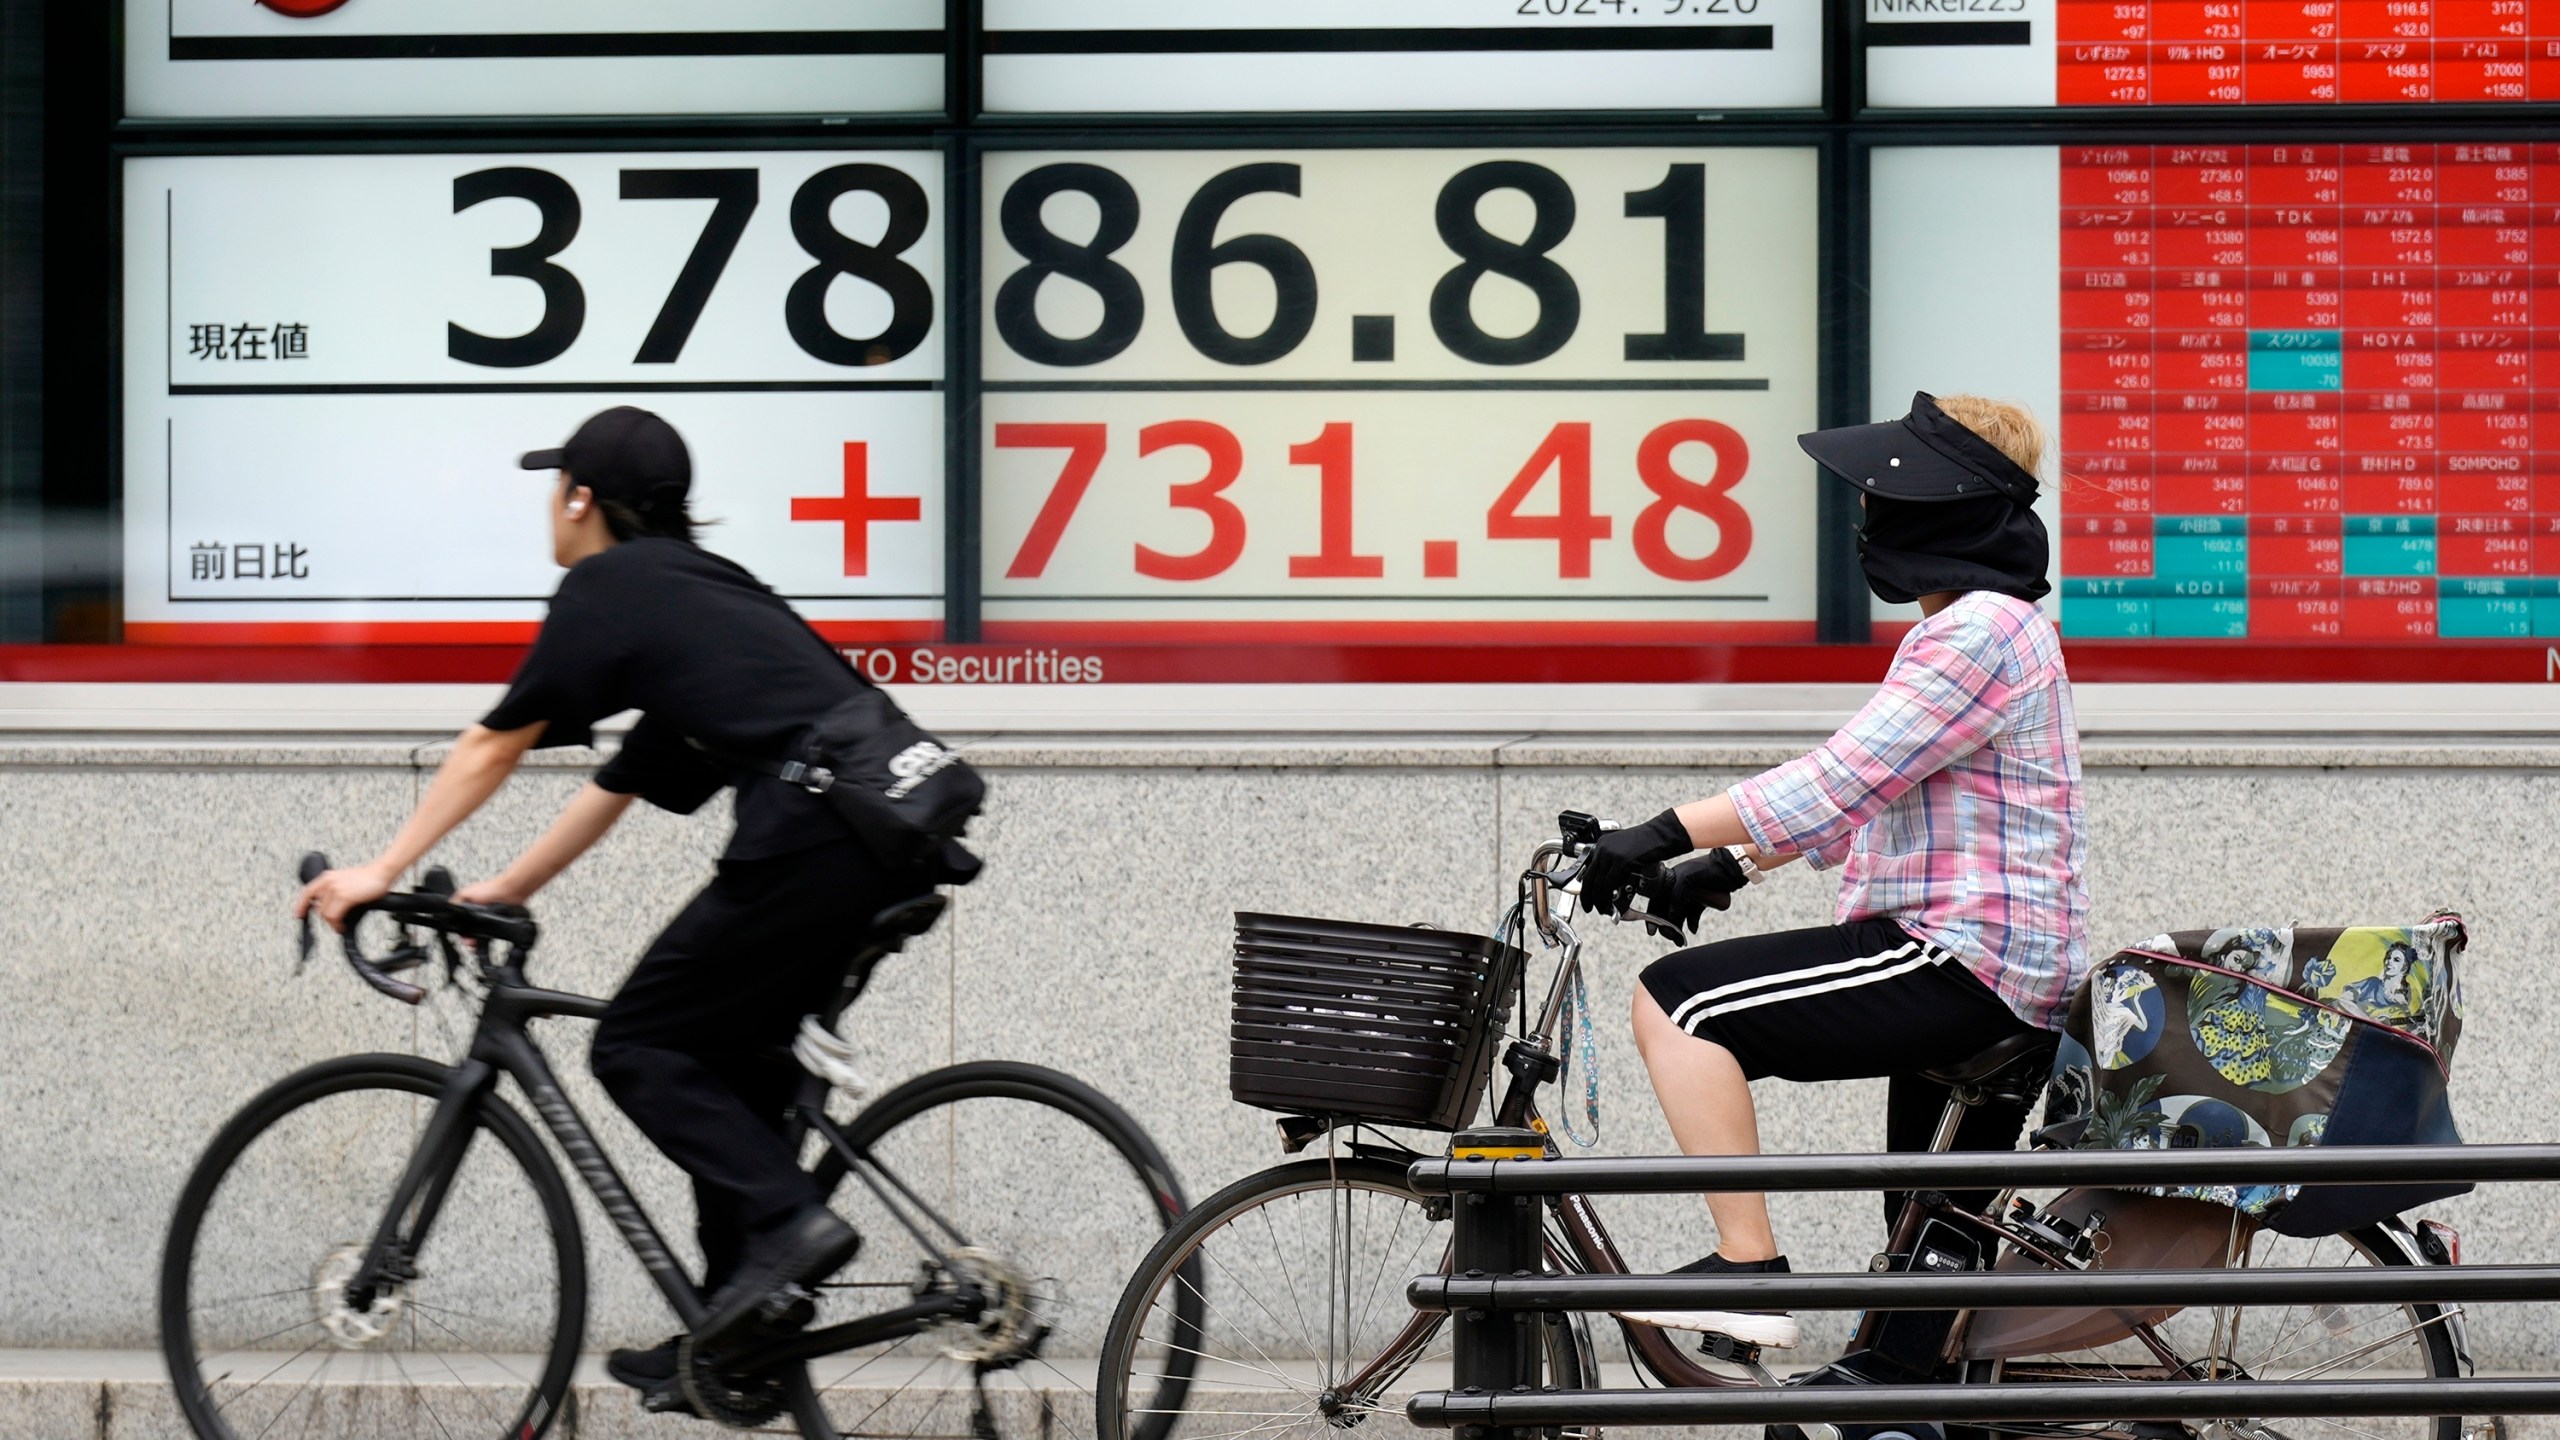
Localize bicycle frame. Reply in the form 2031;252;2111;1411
338;959;986;1374
1311;846;1749;1403
1323;839;2105;1405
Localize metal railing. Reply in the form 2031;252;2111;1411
1402;1139;2560;1435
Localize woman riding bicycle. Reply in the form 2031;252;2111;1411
294;406;969;1414
1573;391;2089;1352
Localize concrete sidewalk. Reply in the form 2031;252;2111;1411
0;1349;1096;1440
0;1350;2535;1440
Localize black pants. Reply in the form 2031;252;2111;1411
589;838;927;1293
1637;918;2047;1233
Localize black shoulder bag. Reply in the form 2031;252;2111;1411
701;686;987;874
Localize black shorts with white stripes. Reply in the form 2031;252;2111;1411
1638;917;2039;1083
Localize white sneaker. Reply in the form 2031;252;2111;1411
1612;1252;1801;1349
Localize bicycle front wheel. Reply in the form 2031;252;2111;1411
787;1060;1191;1440
1972;1219;2465;1440
1096;1154;1595;1440
158;1053;585;1440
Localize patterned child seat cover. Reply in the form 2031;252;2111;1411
2043;915;2467;1237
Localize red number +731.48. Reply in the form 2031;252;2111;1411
996;420;1755;584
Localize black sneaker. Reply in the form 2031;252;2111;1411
1613;1252;1800;1348
604;1336;700;1417
692;1206;862;1350
1775;1353;1942;1440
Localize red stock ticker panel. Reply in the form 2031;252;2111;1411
2059;1;2560;104
2060;142;2560;643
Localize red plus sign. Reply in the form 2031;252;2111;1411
792;442;921;577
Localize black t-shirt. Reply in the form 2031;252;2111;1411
482;538;863;861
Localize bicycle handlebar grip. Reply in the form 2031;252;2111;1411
1648;862;1683;905
293;853;329;968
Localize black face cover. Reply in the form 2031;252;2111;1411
1857;492;2053;606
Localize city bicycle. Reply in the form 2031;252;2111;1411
159;855;1199;1440
1095;816;2471;1440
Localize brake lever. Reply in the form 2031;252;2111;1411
1616;863;1691;945
1637;910;1689;946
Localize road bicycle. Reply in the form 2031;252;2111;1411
159;856;1200;1440
1096;816;2472;1440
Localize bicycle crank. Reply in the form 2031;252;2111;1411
676;1334;791;1430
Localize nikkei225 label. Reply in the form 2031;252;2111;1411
123;151;943;642
978;148;1820;641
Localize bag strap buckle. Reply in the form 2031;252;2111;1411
777;760;837;793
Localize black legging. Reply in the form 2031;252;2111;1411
590;837;928;1292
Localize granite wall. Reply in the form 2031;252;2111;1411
1;733;2554;1370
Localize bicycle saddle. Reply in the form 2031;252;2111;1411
1919;1031;2058;1097
868;895;947;946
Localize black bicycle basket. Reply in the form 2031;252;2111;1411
1229;912;1528;1131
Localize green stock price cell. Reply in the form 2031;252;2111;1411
2247;332;2344;393
2342;517;2439;578
2438;577;2560;638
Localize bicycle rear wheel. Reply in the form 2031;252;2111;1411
158;1054;584;1440
1096;1154;1596;1440
787;1060;1191;1440
1970;1220;2465;1440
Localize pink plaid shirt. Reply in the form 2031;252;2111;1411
1727;592;2089;1031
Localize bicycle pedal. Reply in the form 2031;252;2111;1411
755;1283;817;1330
1697;1330;1763;1364
640;1380;703;1417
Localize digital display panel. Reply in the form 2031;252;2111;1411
1867;0;2560;107
1879;142;2560;645
122;152;945;644
2062;141;2559;641
982;0;1823;114
125;0;945;120
977;147;1821;647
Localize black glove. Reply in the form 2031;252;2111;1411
1576;808;1694;915
1658;849;1749;935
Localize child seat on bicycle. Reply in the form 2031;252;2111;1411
1572;392;2089;1348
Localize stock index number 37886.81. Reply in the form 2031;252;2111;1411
987;156;1742;370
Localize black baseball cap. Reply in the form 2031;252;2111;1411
519;406;691;507
1796;391;2039;506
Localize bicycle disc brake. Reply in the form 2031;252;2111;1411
311;1243;408;1349
928;1247;1039;1365
676;1334;790;1429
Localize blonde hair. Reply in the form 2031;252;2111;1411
1934;393;2046;478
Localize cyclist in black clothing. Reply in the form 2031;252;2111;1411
295;406;962;1414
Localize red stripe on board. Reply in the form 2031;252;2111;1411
3;638;2559;686
123;622;544;647
0;645;535;684
119;619;943;647
977;620;1822;645
2059;641;2560;684
896;642;1899;685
